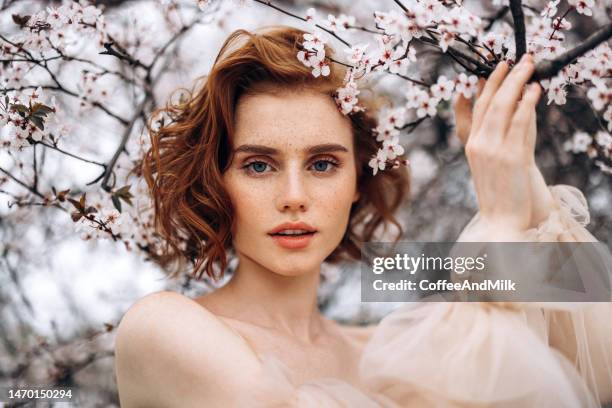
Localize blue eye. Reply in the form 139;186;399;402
313;160;331;172
245;161;270;173
311;158;340;173
242;158;340;176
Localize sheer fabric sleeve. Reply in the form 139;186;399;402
360;184;612;407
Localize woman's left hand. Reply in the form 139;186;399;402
453;55;558;230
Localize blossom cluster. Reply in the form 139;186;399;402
564;129;612;173
0;0;184;258
0;87;74;151
296;1;611;175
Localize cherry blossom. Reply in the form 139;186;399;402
563;131;592;153
311;57;330;78
568;0;595;16
415;93;440;118
305;8;316;25
541;0;560;18
344;44;369;66
595;160;612;174
454;73;479;98
595;131;612;150
326;13;355;33
430;76;455;101
388;48;415;76
542;77;567;105
482;33;505;55
368;150;388;175
587;85;610;111
382;136;405;160
335;78;360;114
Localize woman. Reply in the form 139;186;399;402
114;26;612;407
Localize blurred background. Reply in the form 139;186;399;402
0;0;610;406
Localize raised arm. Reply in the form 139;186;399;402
452;56;612;403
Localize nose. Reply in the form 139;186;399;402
276;163;309;213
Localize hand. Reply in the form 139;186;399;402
454;54;558;233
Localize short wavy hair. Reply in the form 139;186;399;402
142;25;410;280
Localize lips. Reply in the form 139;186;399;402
268;222;318;250
268;221;317;235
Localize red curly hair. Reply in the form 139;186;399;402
141;25;410;280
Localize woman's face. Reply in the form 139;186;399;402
222;88;360;277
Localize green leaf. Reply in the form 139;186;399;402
119;195;133;207
31;103;54;115
115;185;134;207
70;212;83;222
111;195;122;213
30;115;44;131
67;197;83;211
11;104;29;114
57;189;70;202
12;14;31;27
115;184;130;194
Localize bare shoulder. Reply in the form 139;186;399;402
114;291;261;408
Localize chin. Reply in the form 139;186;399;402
266;256;326;277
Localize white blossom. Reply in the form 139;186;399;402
416;93;440;118
595;131;612;150
587;84;610;111
454;73;479;98
382;136;405;160
564;131;592;153
568;0;595;16
430;76;455;101
368;149;388;175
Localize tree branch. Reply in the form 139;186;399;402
533;23;612;81
100;98;148;191
509;0;527;60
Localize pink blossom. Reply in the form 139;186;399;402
454;73;479;98
368;150;388;175
568;0;595;16
431;76;455;101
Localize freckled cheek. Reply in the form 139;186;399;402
314;176;357;232
227;183;269;238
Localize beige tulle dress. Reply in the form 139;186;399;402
239;184;612;407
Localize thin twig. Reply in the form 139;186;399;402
484;6;509;31
252;0;351;47
34;141;107;168
100;98;149;191
0;167;44;198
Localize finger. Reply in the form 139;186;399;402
471;61;509;138
506;82;541;150
453;92;472;145
486;54;536;136
525;85;541;153
475;78;486;99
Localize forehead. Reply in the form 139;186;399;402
232;89;354;152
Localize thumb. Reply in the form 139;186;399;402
453;92;472;145
453;78;485;146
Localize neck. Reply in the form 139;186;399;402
218;252;326;343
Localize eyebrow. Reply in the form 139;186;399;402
232;143;350;155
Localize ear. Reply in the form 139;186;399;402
353;190;360;203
